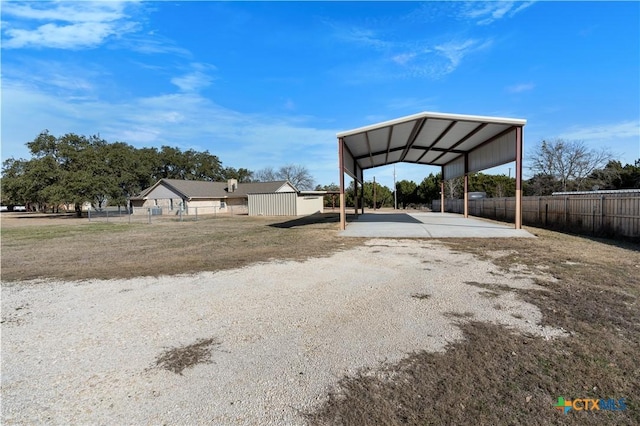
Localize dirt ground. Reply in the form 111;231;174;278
1;212;639;425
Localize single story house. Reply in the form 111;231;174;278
131;178;324;216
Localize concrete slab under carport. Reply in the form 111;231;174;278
339;212;534;238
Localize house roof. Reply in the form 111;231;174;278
132;179;295;200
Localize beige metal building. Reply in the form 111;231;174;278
247;191;324;216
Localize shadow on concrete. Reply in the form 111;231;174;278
269;212;344;229
351;213;423;224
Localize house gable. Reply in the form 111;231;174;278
145;183;184;200
275;182;297;193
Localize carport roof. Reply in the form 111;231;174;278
337;111;526;171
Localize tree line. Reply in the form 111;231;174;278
0;131;314;213
318;171;518;210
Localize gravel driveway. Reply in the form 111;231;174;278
1;239;563;424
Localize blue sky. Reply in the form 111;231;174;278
2;1;639;190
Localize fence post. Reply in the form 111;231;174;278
538;197;541;224
545;203;548;226
148;208;151;224
88;207;91;222
601;195;605;233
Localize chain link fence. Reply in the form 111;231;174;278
87;204;248;224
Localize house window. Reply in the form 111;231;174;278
220;202;226;209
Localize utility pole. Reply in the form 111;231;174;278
393;165;397;210
373;176;377;210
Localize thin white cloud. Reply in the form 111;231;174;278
1;1;130;23
1;77;340;183
336;36;492;82
507;83;535;93
121;34;192;57
2;1;140;49
433;38;493;74
332;25;390;50
171;63;217;93
558;120;640;142
2;59;107;101
434;39;477;71
461;1;536;25
326;6;498;81
392;52;418;66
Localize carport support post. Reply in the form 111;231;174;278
440;168;445;213
339;137;346;231
463;154;469;218
515;126;523;229
464;175;469;218
354;179;359;217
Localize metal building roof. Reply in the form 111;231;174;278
337;111;526;180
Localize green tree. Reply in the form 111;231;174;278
315;183;340;208
620;160;640;188
365;181;393;208
417;173;441;207
469;173;515;198
224;167;254;183
525;173;561;196
1;158;35;207
395;179;418;209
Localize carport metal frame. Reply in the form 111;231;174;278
337;111;526;230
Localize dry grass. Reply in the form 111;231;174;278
307;228;640;425
0;212;361;282
153;338;220;375
3;214;639;423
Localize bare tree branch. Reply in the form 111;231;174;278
276;164;314;190
529;139;615;191
253;164;315;190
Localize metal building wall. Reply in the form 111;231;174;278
296;196;324;215
468;128;516;173
248;192;297;216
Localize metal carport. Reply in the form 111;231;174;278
337;111;526;231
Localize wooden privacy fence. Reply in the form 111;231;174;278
433;193;640;238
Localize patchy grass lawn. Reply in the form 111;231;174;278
0;212;360;282
307;228;640;425
2;213;638;424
